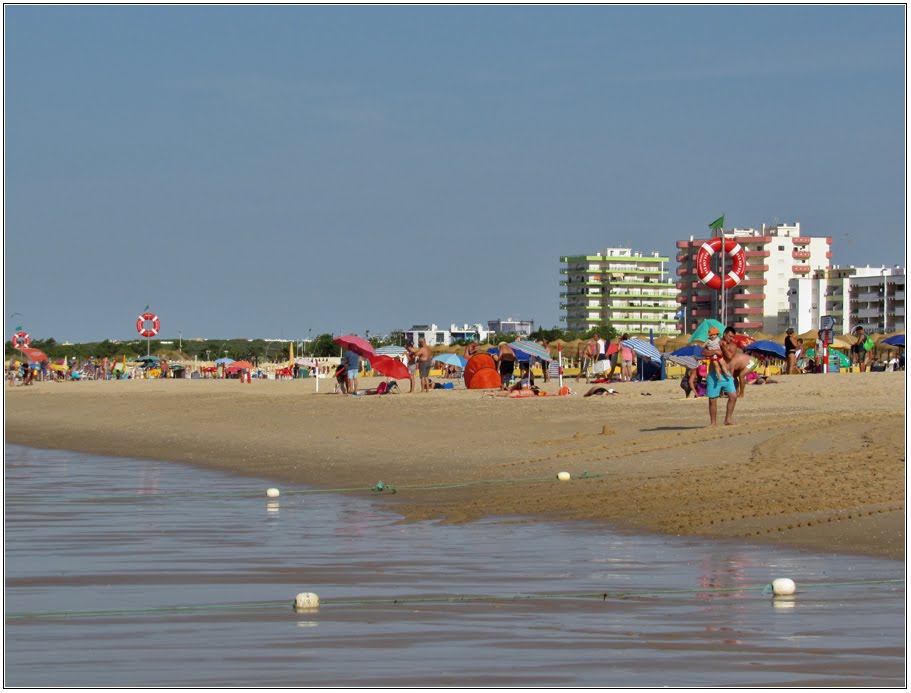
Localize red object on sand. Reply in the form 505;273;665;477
226;360;254;371
605;342;620;356
333;335;377;359
464;353;500;389
369;355;410;380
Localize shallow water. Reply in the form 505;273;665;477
4;444;905;687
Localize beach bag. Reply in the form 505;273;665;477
863;337;874;351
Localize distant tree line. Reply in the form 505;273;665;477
5;325;620;363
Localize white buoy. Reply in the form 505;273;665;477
294;592;320;609
771;578;797;596
557;471;571;481
266;488;280;498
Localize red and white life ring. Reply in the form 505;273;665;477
696;238;746;290
11;331;30;348
136;312;161;338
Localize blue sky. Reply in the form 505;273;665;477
4;5;906;342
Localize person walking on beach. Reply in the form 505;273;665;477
415;338;433;393
852;326;872;372
702;328;738;426
576;338;595;382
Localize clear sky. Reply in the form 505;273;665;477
4;5;906;343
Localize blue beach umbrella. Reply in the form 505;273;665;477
743;340;787;359
671;345;705;358
882;334;905;347
487;346;533;361
433;353;468;369
214;357;235;365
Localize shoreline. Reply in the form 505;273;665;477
4;374;906;560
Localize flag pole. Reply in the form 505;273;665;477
719;221;725;327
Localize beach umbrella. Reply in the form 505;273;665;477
369;355;411;380
376;345;407;356
671;345;705;357
333;335;376;359
689;319;726;343
882;333;905;347
214;357;235;365
621;338;662;365
509;339;555;362
433;353;468;369
743;340;787;359
226;360;253;370
665;354;700;370
806;348;850;368
487;346;533;361
16;347;48;363
136;354;161;362
730;334;755;349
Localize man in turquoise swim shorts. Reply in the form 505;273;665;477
702;328;738;426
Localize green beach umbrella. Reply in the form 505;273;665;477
689;319;726;344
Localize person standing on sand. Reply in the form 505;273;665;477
720;326;753;397
342;348;360;394
415;338;433;393
784;327;799;375
576;338;595;382
702;327;738;426
497;341;517;390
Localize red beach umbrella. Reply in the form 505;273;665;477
333;335;377;359
226;360;254;371
16;347;48;363
369;355;410;380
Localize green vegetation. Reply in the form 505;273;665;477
5;324;623;363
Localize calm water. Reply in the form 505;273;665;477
4;444;905;687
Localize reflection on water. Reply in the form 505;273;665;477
4;445;904;687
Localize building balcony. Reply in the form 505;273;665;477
676;267;689;276
744;250;771;258
692;295;713;303
733;307;763;315
733;293;766;300
825;251;833;259
739;278;768;286
792;265;811;273
676;240;692;249
691;309;714;317
792;250;811;260
733;321;764;330
745;264;769;272
676;253;690;262
675;296;687;304
792;237;811;245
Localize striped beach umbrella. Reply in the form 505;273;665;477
376;345;407;356
621;338;662;365
509;340;554;362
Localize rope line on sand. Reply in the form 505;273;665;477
3;472;611;504
5;579;903;621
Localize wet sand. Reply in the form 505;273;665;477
4;372;906;560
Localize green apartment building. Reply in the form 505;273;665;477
560;248;679;335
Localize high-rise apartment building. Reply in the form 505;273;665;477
675;222;832;334
560;248;678;335
788;266;905;335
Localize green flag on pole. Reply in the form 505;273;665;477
708;215;725;230
143;304;149;312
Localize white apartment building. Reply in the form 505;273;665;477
788;266;905;335
404;323;495;346
676;222;831;334
560;248;678;335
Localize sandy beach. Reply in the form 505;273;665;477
4;372;906;560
